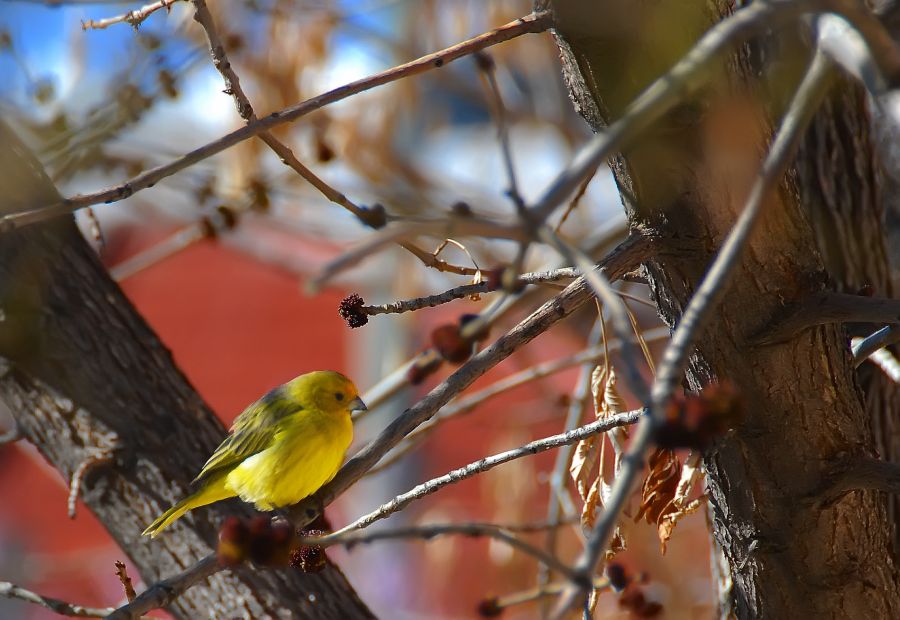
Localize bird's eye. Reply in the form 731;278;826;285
335;393;345;401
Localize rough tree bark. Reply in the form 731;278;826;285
0;121;373;619
547;0;900;617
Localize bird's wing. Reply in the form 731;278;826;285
191;389;300;485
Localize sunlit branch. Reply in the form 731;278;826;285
485;578;609;614
324;409;643;538
81;0;181;31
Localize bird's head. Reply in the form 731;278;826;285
288;370;366;416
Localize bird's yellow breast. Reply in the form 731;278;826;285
224;407;352;510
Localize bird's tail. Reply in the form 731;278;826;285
142;475;233;538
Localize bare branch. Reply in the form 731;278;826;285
109;222;211;281
394;326;669;449
358;267;580;318
552;45;835;619
485;578;609;614
306;522;581;582
308;218;528;291
541;227;650;403
81;0;180;31
756;293;900;345
814;456;900;505
2;12;552;231
476;51;524;213
539;321;604;602
325;409;643;538
0;581;115;618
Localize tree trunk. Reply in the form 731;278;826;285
547;1;900;617
794;73;900;556
0;120;373;619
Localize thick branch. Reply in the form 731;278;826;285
756;292;900;345
816;457;900;505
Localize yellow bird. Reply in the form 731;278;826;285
143;371;365;538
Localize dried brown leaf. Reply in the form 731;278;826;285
636;449;706;554
635;448;680;525
570;435;600;504
658;496;704;554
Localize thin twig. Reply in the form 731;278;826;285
114;562;136;603
4;12;552;231
554;170;595;233
109;221;211;281
324;409;643;538
359;267;580;317
103;556;218;620
539;321;603;609
394;327;668;451
81;0;181;30
551;46;835;620
306;522;580;581
68;447;116;519
397;241;480;276
476;52;525;214
0;581;115;618
489;516;581;533
308;218;528;291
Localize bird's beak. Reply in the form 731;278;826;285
349;396;367;413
